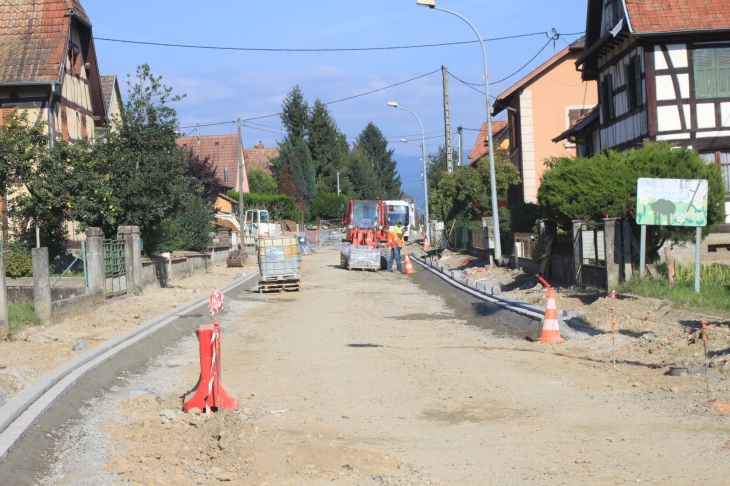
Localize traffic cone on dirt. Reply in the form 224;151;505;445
537;287;565;344
404;254;415;275
424;237;431;250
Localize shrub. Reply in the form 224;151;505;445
149;195;214;254
5;247;33;277
538;143;725;256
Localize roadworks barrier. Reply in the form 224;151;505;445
183;321;239;414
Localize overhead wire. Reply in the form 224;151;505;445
95;32;554;52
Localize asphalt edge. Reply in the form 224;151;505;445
0;270;259;462
410;254;546;322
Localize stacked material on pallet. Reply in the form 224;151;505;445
338;244;381;270
257;236;301;282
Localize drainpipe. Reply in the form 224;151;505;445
48;83;55;148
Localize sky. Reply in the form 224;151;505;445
84;0;589;207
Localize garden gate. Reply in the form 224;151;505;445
578;221;607;289
103;236;127;296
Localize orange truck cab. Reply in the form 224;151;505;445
342;200;389;249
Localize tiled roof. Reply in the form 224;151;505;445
552;105;599;143
468;120;509;162
0;0;74;83
66;0;90;25
100;75;116;113
243;142;278;175
176;134;244;190
626;0;730;34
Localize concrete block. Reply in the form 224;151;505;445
466;278;477;288
491;286;502;296
451;270;462;279
476;282;493;294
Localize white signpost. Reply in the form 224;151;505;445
636;178;708;292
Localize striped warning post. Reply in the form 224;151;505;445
537;287;565;343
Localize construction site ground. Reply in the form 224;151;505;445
0;263;257;405
2;246;730;484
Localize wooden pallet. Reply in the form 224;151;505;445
258;280;301;293
347;266;380;272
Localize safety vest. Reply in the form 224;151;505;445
393;225;403;237
387;230;404;249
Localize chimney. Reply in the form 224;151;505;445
255;141;264;149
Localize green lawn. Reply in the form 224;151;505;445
618;276;730;317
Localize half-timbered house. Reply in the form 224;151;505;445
0;0;108;140
576;0;730;180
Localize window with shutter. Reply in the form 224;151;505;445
695;49;718;99
633;56;643;106
717;48;730;98
605;74;615;120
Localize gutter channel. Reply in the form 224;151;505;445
0;270;259;462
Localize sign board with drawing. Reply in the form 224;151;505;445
635;178;708;227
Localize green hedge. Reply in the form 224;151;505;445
228;191;303;221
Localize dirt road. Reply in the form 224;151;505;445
8;246;730;485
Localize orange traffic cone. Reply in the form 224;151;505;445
537;287;564;343
404;254;415;275
424;237;431;250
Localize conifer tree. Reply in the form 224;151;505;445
355;123;401;199
280;85;309;144
277;141;316;211
307;99;350;193
347;147;384;200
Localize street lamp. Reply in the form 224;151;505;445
416;0;502;260
388;101;430;242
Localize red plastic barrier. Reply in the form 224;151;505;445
183;321;239;413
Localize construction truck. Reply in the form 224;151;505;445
341;200;389;249
384;200;415;241
340;200;389;271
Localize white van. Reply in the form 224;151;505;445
384;200;415;241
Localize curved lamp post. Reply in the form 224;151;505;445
416;0;502;260
387;101;430;242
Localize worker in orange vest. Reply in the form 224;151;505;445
386;224;405;273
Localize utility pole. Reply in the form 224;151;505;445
442;66;453;173
551;28;559;55
337;172;340;196
237;118;244;240
457;126;463;167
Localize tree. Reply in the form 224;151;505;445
475;147;522;201
280;85;309;144
537;143;726;255
0;110;68;245
277;141;316;212
430;166;489;223
428;147;521;224
355;123;401;198
308;100;351;194
247;169;278;194
91;64;192;252
347;148;383;200
308;192;348;222
185;149;222;204
426;145;460;191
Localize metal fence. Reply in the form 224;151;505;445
3;240;87;288
103;236;127;297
